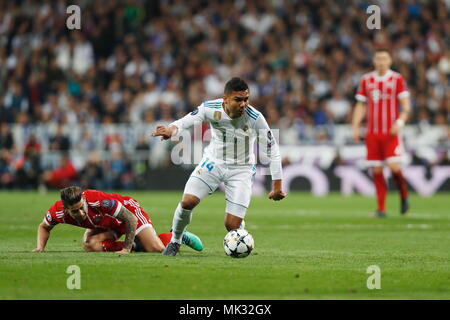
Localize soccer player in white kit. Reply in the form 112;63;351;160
151;77;286;256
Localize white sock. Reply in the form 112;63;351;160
239;220;246;230
170;203;192;244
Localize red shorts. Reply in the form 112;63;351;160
112;198;153;238
365;133;404;165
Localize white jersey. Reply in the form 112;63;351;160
170;98;282;180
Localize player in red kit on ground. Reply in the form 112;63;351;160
32;186;203;253
352;48;411;217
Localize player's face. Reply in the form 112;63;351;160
224;90;249;119
66;198;87;223
373;52;392;73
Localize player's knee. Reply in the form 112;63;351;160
372;166;383;174
143;241;165;253
180;195;199;210
83;240;93;252
389;164;401;173
154;243;165;252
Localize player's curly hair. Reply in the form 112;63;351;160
224;77;248;94
60;186;83;207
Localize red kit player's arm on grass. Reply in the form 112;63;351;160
32;222;54;252
352;101;366;142
114;206;138;254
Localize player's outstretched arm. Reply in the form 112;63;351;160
114;207;138;254
268;179;287;201
32;222;54;252
151;125;178;141
151;104;206;141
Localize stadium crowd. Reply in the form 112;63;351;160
0;0;449;189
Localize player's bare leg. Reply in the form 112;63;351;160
387;162;409;215
162;194;200;256
82;229;117;252
371;166;387;218
135;225;166;252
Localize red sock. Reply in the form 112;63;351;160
392;170;408;199
101;240;124;252
158;232;172;247
373;171;387;212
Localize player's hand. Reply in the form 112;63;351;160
268;190;286;201
151;125;172;141
32;248;44;253
390;124;400;136
391;119;405;136
352;127;360;143
115;248;131;255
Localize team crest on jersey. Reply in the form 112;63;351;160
213;111;221;121
101;200;115;208
371;89;381;102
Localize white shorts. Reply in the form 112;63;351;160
183;157;257;219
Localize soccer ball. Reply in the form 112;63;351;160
223;229;254;258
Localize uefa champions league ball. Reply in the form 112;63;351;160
223;229;254;258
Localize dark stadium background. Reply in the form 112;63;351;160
0;0;448;194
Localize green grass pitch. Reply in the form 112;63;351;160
0;191;449;299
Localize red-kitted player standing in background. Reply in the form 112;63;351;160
352;48;411;217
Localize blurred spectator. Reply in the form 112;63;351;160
76;130;97;153
0;123;14;150
49;126;71;151
43;153;77;189
13;148;41;189
24;133;41;155
326;90;352;124
135;135;151;151
103;150;133;190
0;150;13;189
2;81;29;123
79;152;104;190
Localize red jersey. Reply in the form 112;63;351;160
355;69;409;135
43;189;137;230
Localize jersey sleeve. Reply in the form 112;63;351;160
84;190;123;218
355;77;367;102
396;75;410;99
169;103;206;137
43;205;62;227
255;114;283;180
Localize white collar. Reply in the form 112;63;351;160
373;69;393;81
